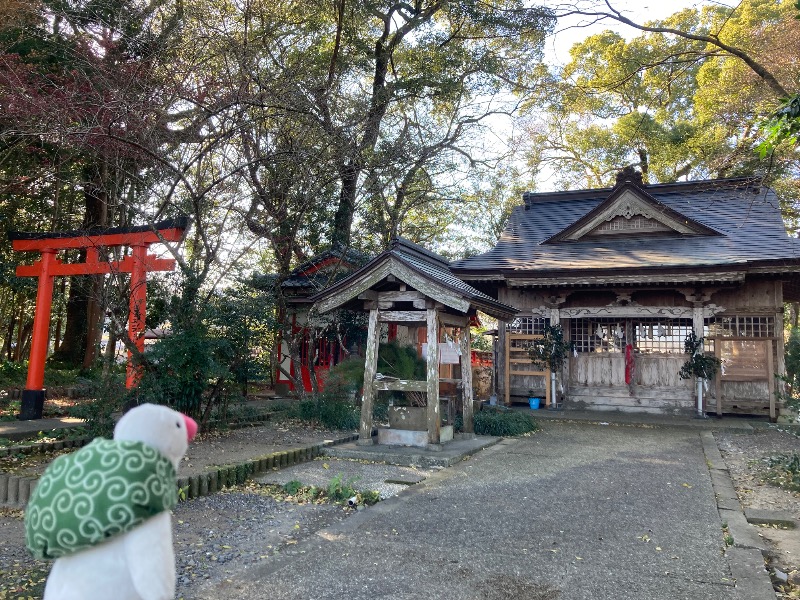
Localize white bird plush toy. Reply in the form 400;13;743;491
25;403;198;600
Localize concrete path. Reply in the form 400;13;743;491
197;421;751;600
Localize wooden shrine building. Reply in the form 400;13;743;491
268;245;368;393
452;170;800;418
310;238;517;447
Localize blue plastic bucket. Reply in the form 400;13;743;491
528;397;541;410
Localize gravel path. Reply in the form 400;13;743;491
2;420;797;599
256;456;435;500
0;421;432;599
172;490;348;598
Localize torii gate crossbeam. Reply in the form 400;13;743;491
9;218;187;420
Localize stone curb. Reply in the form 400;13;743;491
173;433;358;502
744;509;798;529
0;436;93;508
0;432;359;508
0;435;93;458
699;430;776;600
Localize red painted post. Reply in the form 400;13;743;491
10;218;187;416
20;250;56;419
126;244;148;389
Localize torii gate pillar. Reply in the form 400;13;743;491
9;219;187;420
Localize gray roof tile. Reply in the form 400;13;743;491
310;238;518;318
452;178;800;276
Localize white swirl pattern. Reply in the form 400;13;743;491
25;438;177;560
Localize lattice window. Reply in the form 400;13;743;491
571;318;625;353
633;318;693;354
507;316;548;335
571;317;693;354
589;215;670;236
704;316;774;338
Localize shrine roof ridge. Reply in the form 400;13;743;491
521;176;759;206
452;176;800;277
7;216;189;241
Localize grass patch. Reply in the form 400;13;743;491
763;452;800;492
294;398;360;431
473;408;538;437
235;474;380;507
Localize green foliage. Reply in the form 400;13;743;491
293;357;366;428
473;408;538;437
128;276;275;422
326;473;361;503
0;361;26;387
282;480;305;495
378;340;426;380
208;282;276;395
130;321;226;418
320;357;366;401
678;333;721;380
372;398;389;422
297;398;360;430
68;378;126;438
470;326;493;352
527;324;573;372
275;475;379;506
377;340;427;405
784;327;800;396
0;361;85;389
523;0;800;223
759;94;800;155
764;453;800;492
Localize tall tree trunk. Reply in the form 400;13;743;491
53;272;89;364
53;163;109;367
3;311;15;360
331;164;359;247
102;324;119;377
82;275;104;369
52;278;66;352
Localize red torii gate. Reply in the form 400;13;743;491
9;218;187;420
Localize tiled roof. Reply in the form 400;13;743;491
452;178;800;278
392;250;496;306
252;245;370;293
310;238;518;319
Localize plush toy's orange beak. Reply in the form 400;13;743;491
183;414;198;441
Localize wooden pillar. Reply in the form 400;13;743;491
692;305;705;412
426;308;440;445
775;288;786;416
549;307;560;407
20;250;56;420
25;250;56;392
767;339;776;422
714;340;722;417
459;325;474;434
497;325;506;404
126;244;148;389
358;308;380;444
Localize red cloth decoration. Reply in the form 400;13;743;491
625;344;635;385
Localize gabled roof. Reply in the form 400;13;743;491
282;245;368;290
542;180;720;243
251;245;369;298
310;238;518;321
452;177;800;286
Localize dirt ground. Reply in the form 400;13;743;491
0;420;357;599
1;420;798;599
715;426;800;592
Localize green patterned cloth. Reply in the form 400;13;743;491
25;438;177;560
